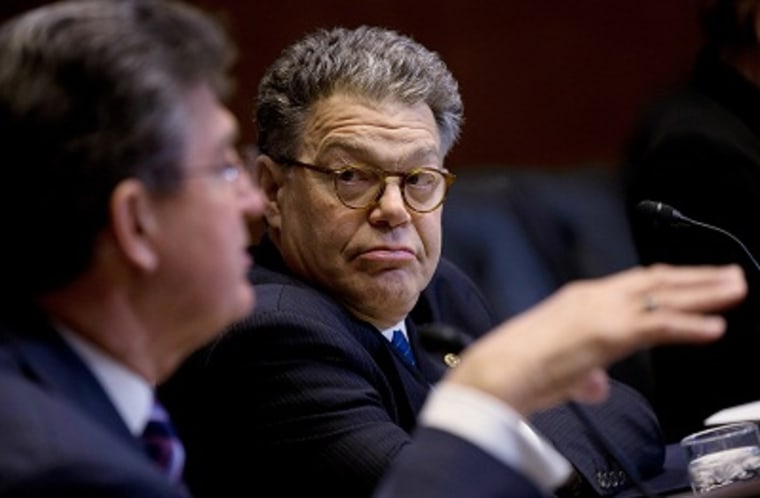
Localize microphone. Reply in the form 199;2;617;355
417;323;474;354
635;200;688;225
636;200;760;272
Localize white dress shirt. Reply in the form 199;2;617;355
57;325;153;436
421;383;573;493
379;320;409;343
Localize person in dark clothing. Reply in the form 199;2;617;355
623;0;760;443
0;0;265;496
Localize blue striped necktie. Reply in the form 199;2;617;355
141;398;185;482
391;329;416;367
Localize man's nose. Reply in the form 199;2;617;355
369;180;412;225
239;171;266;220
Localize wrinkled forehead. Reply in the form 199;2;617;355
299;94;443;166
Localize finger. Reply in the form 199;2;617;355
643;277;746;313
618;264;744;296
634;310;726;347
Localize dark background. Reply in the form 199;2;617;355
1;0;704;170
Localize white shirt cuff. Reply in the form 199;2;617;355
419;383;573;493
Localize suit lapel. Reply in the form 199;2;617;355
406;320;447;382
377;320;451;425
2;309;138;448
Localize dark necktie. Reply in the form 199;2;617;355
141;398;185;482
391;329;416;367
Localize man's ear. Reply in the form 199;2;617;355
256;155;285;230
109;179;160;271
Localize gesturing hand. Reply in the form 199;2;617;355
445;264;746;416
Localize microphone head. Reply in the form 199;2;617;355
417;323;473;354
636;200;685;225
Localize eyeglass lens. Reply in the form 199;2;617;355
335;167;447;212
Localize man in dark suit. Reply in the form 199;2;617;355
161;25;746;497
0;0;265;495
623;0;760;442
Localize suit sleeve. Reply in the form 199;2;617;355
374;427;548;498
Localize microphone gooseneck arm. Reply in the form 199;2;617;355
679;216;760;272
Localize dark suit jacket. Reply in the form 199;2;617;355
161;238;676;497
0;304;188;498
374;427;548;497
623;47;760;442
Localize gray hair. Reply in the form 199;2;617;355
255;25;463;160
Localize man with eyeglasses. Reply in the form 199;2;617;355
0;0;265;496
160;25;745;497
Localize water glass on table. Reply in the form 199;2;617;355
681;422;760;495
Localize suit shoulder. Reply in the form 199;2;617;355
240;278;355;336
0;370;184;497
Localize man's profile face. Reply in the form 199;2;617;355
147;84;264;359
267;93;444;328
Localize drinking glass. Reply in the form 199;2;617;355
681;422;760;494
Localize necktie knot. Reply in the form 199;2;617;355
141;398;185;482
391;329;416;367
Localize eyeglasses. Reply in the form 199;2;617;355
186;154;247;185
213;162;245;184
275;158;456;213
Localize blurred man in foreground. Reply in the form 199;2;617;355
0;0;264;495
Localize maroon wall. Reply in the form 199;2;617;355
2;0;704;169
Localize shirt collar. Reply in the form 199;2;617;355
57;324;153;436
379;320;408;342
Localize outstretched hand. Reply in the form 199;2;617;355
444;264;746;416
